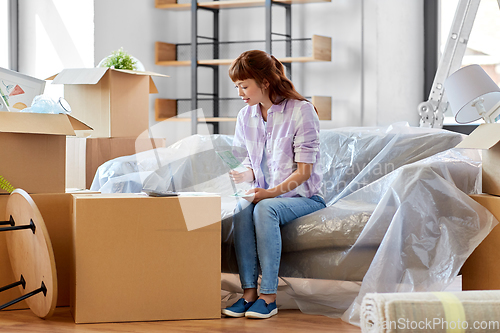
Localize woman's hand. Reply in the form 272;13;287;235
229;168;255;184
245;187;275;203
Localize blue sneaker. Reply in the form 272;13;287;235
222;298;255;318
245;299;278;319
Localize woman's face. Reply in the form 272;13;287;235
234;79;269;106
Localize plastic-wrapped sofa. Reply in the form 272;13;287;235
91;123;498;325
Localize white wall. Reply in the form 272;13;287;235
362;0;424;127
18;0;424;144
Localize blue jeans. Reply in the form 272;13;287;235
232;195;326;294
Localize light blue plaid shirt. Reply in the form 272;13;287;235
232;99;323;198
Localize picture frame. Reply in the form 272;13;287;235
0;67;46;112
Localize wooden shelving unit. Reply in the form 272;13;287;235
155;35;332;66
154;0;333;131
155;0;331;10
155;95;332;122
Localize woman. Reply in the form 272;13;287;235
221;50;325;319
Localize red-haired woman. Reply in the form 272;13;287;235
221;50;325;319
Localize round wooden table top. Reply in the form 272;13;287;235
5;189;57;318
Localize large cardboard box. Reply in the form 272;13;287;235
48;68;168;138
462;194;500;290
66;137;167;190
0;112;91;194
456;124;500;196
70;193;221;323
0;193;73;310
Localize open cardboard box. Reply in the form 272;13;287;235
456;123;500;196
0;112;91;194
47;68;169;138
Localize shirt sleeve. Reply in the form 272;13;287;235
293;102;320;164
232;108;252;169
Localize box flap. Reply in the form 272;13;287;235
149;77;158;94
50;68;109;85
0;112;85;136
67;115;93;131
456;123;500;149
111;69;168;94
112;69;169;78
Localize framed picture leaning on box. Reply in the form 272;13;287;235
0;67;46;112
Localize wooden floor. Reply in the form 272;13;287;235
0;277;462;332
0;308;360;333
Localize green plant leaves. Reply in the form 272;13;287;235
100;47;137;71
0;176;15;193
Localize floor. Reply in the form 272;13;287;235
0;308;361;333
0;276;462;332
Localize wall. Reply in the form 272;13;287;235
362;0;424;127
17;0;424;145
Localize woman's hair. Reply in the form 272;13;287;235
229;50;316;112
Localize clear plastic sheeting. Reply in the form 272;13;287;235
91;134;250;220
282;148;496;325
90;123;498;326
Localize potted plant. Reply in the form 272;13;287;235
98;48;145;71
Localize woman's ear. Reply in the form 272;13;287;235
262;79;270;90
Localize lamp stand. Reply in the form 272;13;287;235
471;97;492;123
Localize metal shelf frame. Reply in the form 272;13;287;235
190;0;294;134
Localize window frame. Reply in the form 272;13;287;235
424;0;439;102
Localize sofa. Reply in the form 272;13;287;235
91;123;497;325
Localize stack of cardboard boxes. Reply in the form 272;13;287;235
459;124;500;290
0;112;90;309
0;69;221;323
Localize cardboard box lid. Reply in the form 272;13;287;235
0;112;92;136
47;68;169;94
456;123;500;149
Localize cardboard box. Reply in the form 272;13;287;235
0;112;91;194
456;123;500;196
48;68;168;138
70;193;221;323
462;194;500;290
0;193;73;310
66;137;167;190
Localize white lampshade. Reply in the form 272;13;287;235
444;64;500;123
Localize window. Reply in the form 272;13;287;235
0;0;8;68
440;0;500;121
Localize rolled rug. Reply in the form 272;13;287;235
361;291;500;333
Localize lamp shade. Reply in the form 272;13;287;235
444;64;500;123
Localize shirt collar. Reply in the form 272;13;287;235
250;100;287;117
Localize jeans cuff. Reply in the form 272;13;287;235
242;283;258;290
259;287;277;294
